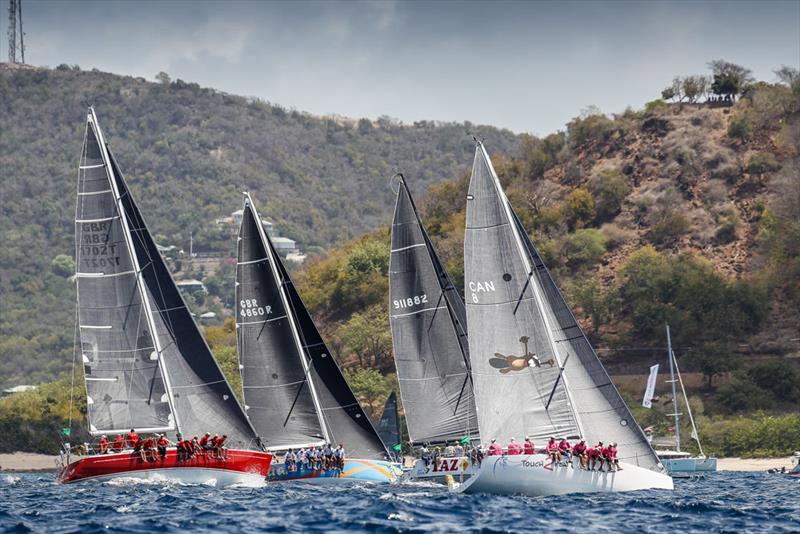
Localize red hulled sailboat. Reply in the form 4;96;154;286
57;109;271;485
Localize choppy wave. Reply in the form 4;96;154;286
0;471;797;533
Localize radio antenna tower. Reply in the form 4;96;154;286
7;0;25;63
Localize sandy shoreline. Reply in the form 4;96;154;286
0;452;59;472
0;451;795;473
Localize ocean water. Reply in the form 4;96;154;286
1;471;797;533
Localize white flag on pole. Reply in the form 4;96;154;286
642;364;659;408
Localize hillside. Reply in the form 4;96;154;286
0;63;519;387
293;69;800;419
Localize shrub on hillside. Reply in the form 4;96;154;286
566;112;627;150
600;223;636;250
589;168;631;222
746;152;781;175
562;189;596;230
728;109;755;142
646;212;690;246
561;229;608;269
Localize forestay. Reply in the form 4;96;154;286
80;109;261;449
464;142;581;445
236;198;325;450
389;177;479;444
75;117;173;435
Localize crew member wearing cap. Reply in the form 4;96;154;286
545;437;560;464
487;438;503;456
98;435;109;454
572;439;588;469
523;436;535;455
507;437;522;455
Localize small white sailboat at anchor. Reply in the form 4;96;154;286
648;325;717;475
453;140;673;496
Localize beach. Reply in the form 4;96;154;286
0;453;59;472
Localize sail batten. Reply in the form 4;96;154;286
389;177;479;444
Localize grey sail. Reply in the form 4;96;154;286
236;198;325;449
377;391;401;460
465;141;659;470
389;177;479;444
75;115;173;435
276;252;390;459
465;142;581;444
85;109;261;449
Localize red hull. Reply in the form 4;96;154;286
57;448;272;484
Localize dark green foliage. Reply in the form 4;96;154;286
562;188;596;230
708;59;754;97
685;342;741;389
0;65;519;389
746;152;781;174
567;113;626;150
588;168;631;222
701;413;800;458
718;361;800;412
618;246;769;353
560;229;608;269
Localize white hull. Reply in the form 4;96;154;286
661;456;717;474
68;467;266;487
402;457;479;483
453;454;673;496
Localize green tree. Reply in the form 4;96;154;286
50;254;74;277
589;168;631;222
562;188;596;230
337;306;393;370
561;229;608;269
708;59;753;98
685;342;741;389
342;368;390;418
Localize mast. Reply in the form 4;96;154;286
666;324;680;452
244;192;330;443
672;343;704;457
88;108;181;435
477;141;584;438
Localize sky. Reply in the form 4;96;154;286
7;0;800;135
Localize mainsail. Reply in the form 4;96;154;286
76;109;261;449
464;141;659;469
389;176;479;444
238;194;389;459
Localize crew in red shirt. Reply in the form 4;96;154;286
112;435;125;452
126;429;139;449
156;434;169;460
141;435;156;462
558;437;572;466
572;439;588;469
597;441;608;471
98;435;109;454
608;442;622;471
523;436;535;455
199;432;211;450
507;437;522;455
487;439;503;456
545;437;560;464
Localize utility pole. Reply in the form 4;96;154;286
8;0;16;63
7;0;24;64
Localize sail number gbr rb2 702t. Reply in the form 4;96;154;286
80;221;121;269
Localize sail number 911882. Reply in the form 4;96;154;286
393;294;428;309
